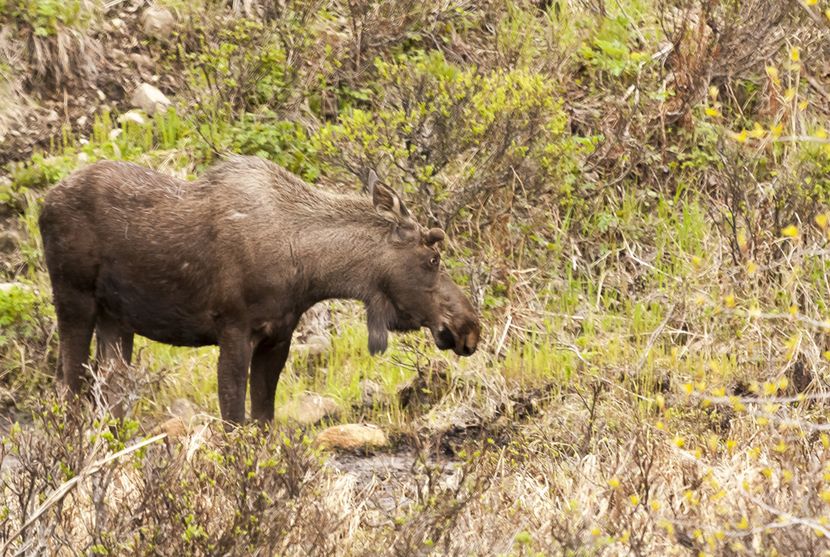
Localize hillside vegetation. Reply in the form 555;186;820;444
2;0;830;554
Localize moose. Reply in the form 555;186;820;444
39;156;480;425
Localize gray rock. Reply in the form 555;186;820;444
359;379;387;408
0;230;20;254
118;110;147;126
276;393;340;426
141;6;175;40
130;83;170;115
168;398;197;422
0;282;32;294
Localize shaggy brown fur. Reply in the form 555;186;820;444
39;156;480;425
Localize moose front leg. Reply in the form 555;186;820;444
217;328;253;427
249;338;291;425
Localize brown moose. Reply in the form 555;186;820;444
39;156;480;425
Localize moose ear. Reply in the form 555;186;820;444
368;170;409;222
425;228;445;246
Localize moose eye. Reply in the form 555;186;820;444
429;255;440;267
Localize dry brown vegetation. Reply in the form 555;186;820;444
2;0;830;554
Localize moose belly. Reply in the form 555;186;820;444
95;270;218;347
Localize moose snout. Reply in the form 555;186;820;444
434;322;480;357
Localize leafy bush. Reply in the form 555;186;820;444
314;50;590;231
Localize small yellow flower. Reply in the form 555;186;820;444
656;420;665;431
591;527;602;536
737;229;748;252
650;500;661;511
777;377;789;390
726;439;737;452
731;129;748;143
790;47;800;63
704;106;721;118
736;516;749;530
815;213;828;230
824;351;830;361
608;477;620;489
746;261;758;275
781;224;799;238
770;122;784;138
774;440;788;453
691;255;702;267
806;0;818;5
723;294;736;308
683;382;694;394
629;494;640;506
674;436;685;448
784;88;796;102
822;433;830;448
799;100;809;111
765;65;780;85
761;467;773;478
816;127;828;139
782;469;794;482
749;122;765;139
826;8;830;21
821;490;830;502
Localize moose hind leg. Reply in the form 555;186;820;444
94;313;135;416
250;339;291;424
53;286;97;395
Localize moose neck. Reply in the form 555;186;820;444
298;222;386;307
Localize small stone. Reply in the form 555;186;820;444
316;423;387;451
276;393;340;426
358;379;386;408
76;115;87;127
130;83;170;116
118;110;147;126
168;398;197;422
141;5;175;40
129;53;154;68
152;416;187;440
0;230;20;254
297;334;331;356
0;386;14;409
0;282;32;294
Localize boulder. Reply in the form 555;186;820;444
276;393;340;426
316;423;387;451
130;83;170;116
141;6;175;40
